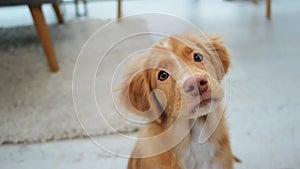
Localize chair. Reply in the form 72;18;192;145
252;0;272;19
0;0;64;72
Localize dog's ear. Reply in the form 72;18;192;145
119;70;151;113
118;69;164;123
206;35;230;75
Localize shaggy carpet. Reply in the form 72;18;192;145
0;18;153;144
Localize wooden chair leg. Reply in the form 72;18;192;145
52;3;64;24
266;0;271;19
29;4;59;72
117;0;122;21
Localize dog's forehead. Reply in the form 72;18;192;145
153;37;204;61
141;51;179;73
150;38;194;69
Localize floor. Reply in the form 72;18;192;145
1;0;300;169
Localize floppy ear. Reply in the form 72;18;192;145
118;69;164;123
206;35;230;75
119;71;151;113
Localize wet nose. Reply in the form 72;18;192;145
183;75;208;96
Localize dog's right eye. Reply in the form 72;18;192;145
158;70;169;81
193;52;203;62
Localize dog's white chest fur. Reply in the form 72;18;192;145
178;121;216;169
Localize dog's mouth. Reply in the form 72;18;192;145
181;90;222;118
181;97;220;118
187;96;219;117
199;97;218;108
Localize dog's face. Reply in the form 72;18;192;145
119;33;230;123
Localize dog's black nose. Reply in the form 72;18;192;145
183;75;208;96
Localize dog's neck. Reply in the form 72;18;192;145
169;105;225;169
176;119;217;169
133;104;226;166
161;104;225;139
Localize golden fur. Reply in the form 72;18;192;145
118;33;236;169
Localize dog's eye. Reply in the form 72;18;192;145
158;70;169;81
193;53;203;62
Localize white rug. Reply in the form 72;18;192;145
0;18;153;144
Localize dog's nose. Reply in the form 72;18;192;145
183;75;208;96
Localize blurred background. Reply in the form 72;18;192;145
0;0;299;169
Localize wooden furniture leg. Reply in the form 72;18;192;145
52;3;64;24
117;0;122;21
75;0;88;17
266;0;271;19
29;4;59;72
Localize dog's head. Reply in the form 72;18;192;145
118;33;230;123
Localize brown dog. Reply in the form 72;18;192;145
118;33;236;169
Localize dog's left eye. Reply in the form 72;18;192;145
158;70;169;81
193;53;203;62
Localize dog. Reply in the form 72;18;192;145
118;33;238;169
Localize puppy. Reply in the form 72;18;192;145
118;33;235;169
